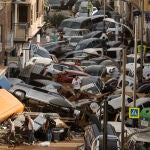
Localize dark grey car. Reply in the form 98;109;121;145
83;31;103;40
84;65;107;77
9;83;74;114
81;76;104;94
41;40;71;57
9;83;72;106
58;17;92;32
84;124;119;150
58;50;83;61
75;38;103;50
94;21;109;31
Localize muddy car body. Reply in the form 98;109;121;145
56;70;88;83
81;76;104;94
9;83;74;116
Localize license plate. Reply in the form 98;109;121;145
141;120;149;127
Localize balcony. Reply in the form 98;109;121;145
13;23;28;42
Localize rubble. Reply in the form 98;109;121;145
0;112;74;146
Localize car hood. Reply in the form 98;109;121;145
49;97;74;108
33;79;62;89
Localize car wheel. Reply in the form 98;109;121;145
14;90;25;100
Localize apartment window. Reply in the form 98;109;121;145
36;0;39;18
18;5;28;23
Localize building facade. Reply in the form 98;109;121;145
11;0;45;68
130;0;150;42
13;0;45;42
0;0;45;66
0;0;13;65
115;0;150;42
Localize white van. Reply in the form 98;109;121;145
25;57;52;66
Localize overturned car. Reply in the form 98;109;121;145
9;83;74;117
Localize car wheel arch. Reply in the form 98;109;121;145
46;72;53;78
13;90;26;100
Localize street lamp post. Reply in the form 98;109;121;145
140;0;144;83
103;0;106;33
103;18;134;150
133;9;141;107
121;40;126;150
133;16;137;107
103;0;106;19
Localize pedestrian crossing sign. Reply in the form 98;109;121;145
86;2;92;11
129;107;140;119
137;45;147;54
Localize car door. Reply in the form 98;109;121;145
95;40;102;48
51;64;62;74
91;40;101;48
62;72;74;83
86;41;93;48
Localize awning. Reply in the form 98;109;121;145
0;89;24;122
0;76;11;90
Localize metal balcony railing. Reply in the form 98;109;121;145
13;23;28;42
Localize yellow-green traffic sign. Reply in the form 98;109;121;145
86;2;92;11
138;45;147;54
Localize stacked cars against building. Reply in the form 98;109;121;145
0;0;150;149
